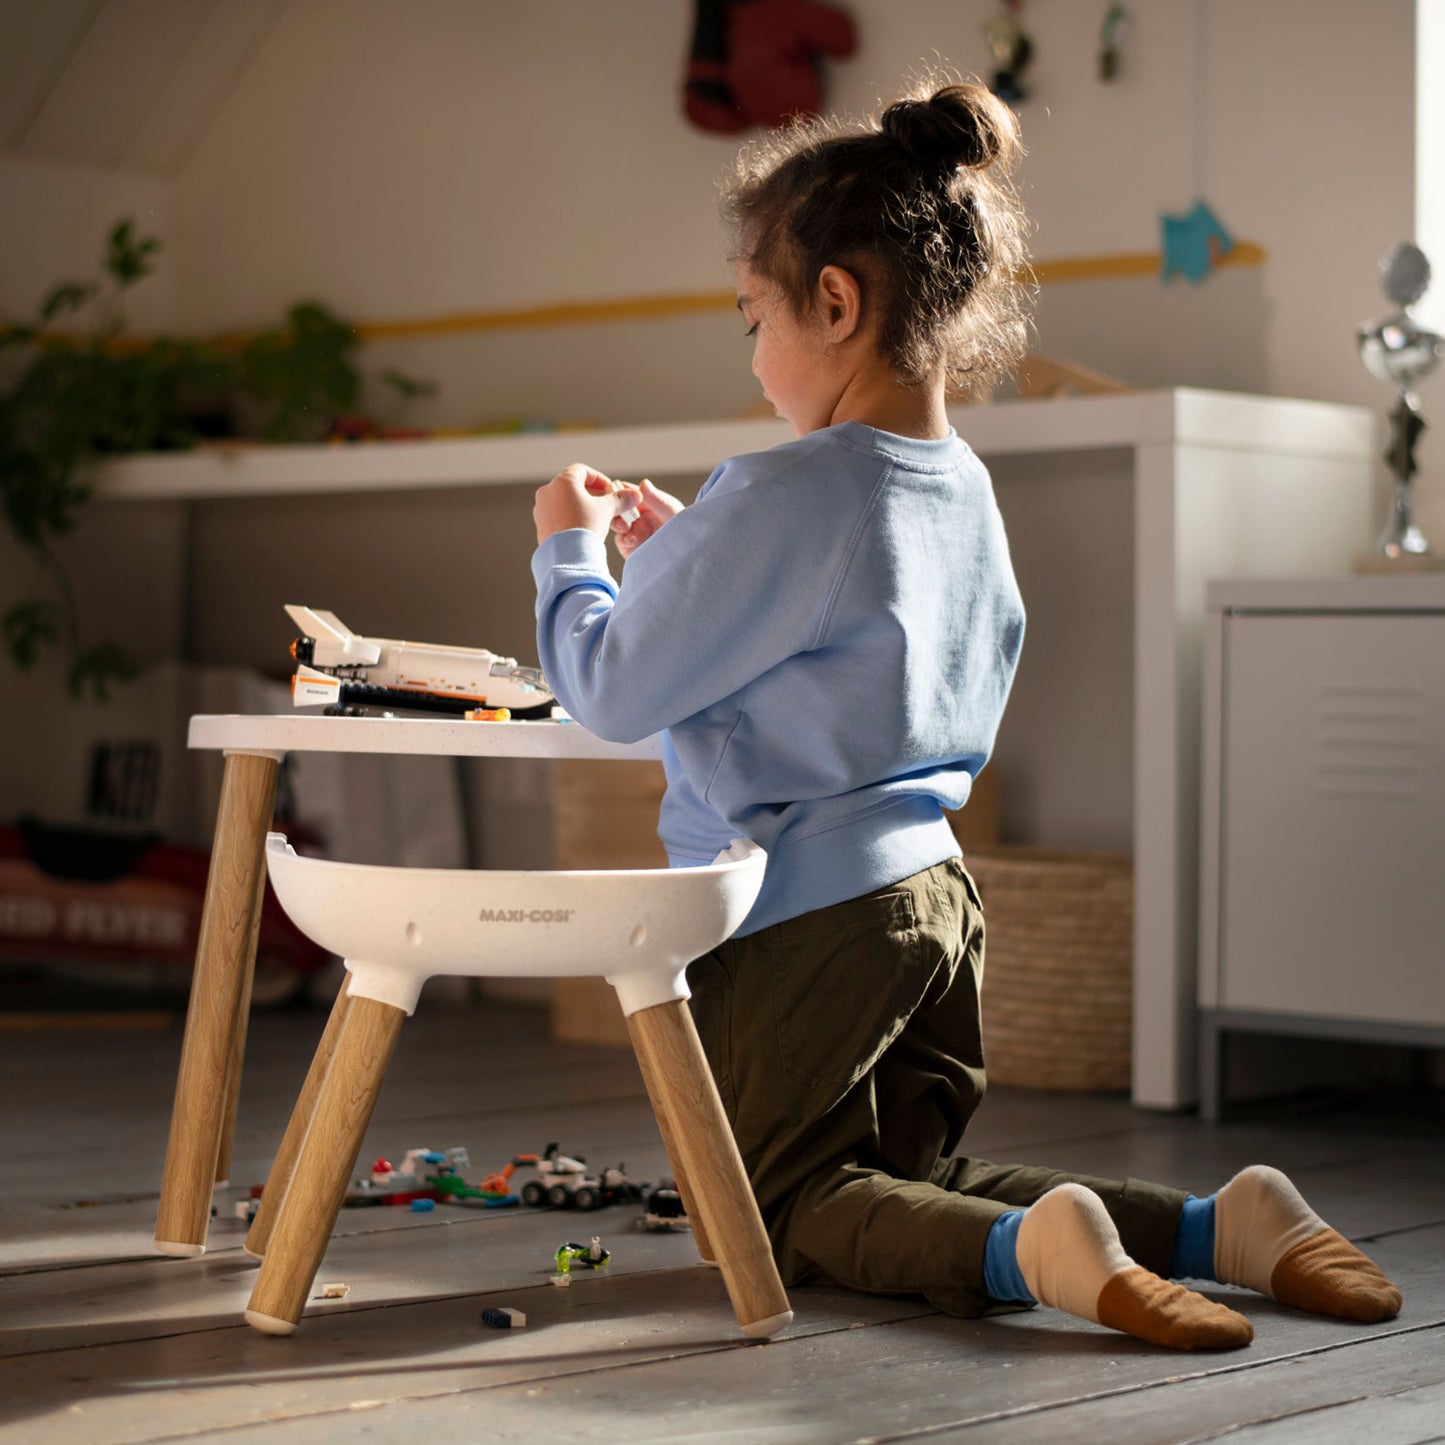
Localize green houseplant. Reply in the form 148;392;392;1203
0;221;221;698
1;219;429;698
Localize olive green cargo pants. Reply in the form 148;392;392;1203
686;855;1188;1317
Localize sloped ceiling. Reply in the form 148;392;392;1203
0;0;283;176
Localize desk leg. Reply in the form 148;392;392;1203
155;752;278;1257
215;866;265;1188
627;999;792;1339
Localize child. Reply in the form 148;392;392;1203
530;77;1401;1349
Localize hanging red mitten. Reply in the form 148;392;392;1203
682;0;856;135
729;0;856;130
684;0;747;133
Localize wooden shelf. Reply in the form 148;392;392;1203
93;389;1376;502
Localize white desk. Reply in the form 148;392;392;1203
155;713;659;1258
187;712;662;761
93;389;1379;1109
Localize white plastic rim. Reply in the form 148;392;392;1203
263;833;765;1016
244;1309;297;1337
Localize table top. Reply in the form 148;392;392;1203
187;713;663;761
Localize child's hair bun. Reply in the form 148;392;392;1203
879;83;1018;174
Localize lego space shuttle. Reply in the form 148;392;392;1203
285;604;557;719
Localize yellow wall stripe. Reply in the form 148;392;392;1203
356;289;738;341
30;242;1266;350
355;241;1267;341
1031;240;1266;285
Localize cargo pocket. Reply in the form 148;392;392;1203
766;886;930;1092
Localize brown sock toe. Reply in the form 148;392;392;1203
1270;1228;1402;1322
1096;1266;1254;1351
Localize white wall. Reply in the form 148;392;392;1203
2;1;1420;422
1419;0;1445;337
2;0;1435;682
0;157;174;330
151;0;1415;424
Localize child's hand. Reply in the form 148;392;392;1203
611;478;685;559
534;464;635;543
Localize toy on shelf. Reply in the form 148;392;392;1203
517;1142;646;1211
284;604;558;719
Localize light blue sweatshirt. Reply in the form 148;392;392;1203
532;420;1025;936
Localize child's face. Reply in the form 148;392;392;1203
734;262;835;438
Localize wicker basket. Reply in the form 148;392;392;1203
967;848;1133;1092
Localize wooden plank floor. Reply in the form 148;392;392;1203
3;985;1443;1445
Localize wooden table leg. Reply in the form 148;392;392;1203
215;866;266;1188
629;1026;715;1264
246;994;406;1335
154;751;278;1258
244;978;353;1261
627;999;792;1339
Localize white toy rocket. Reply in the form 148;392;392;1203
285;604;555;718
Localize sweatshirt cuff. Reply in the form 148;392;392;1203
531;528;613;588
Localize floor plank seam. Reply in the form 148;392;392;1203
840;1320;1445;1445
76;1319;902;1445
0;1263;791;1359
1178;1376;1445;1445
1352;1216;1445;1244
2;1253;170;1280
0;1203;688;1280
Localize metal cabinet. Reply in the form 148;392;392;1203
1198;576;1445;1117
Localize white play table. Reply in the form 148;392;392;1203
153;713;660;1258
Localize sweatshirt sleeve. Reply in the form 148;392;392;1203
531;453;847;743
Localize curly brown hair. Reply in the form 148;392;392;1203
720;75;1033;398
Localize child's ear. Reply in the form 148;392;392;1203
816;265;862;342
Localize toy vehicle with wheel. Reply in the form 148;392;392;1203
517;1142;644;1210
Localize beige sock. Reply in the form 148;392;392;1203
1214;1165;1402;1323
1016;1183;1253;1350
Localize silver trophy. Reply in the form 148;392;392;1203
1356;242;1444;557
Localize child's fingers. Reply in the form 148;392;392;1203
637;479;685;522
602;478;678;558
611;512;654;542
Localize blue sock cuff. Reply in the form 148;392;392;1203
983;1209;1035;1304
1170;1193;1218;1281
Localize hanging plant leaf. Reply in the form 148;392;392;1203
68;639;141;701
4;216;438;695
2;599;62;670
39;282;99;323
104;219;162;288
